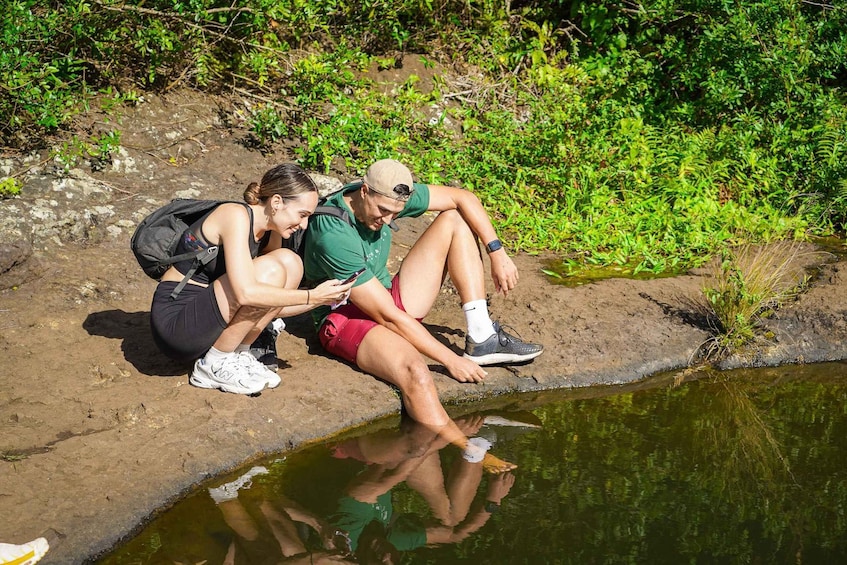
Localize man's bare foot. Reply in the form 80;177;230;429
481;452;517;474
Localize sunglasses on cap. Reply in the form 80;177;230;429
367;182;412;201
391;183;412;199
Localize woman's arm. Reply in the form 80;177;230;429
205;204;350;308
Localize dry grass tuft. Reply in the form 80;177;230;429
701;241;815;359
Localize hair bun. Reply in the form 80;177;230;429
243;181;261;204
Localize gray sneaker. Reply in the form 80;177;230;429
190;355;266;395
249;319;284;370
208;465;269;504
463;322;544;365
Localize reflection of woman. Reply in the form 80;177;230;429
329;416;515;563
209;466;353;564
150;164;353;395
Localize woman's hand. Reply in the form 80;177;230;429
309;279;355;306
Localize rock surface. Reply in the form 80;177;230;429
0;90;845;563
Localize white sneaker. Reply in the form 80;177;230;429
237;352;281;389
190;355;266;395
208;465;269;504
0;537;49;565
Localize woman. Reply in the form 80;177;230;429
150;163;353;395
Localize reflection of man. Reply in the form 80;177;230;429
329;416;516;563
304;159;542;469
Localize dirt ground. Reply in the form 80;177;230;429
1;89;846;564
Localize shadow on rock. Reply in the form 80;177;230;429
83;310;190;376
423;322;464;354
638;291;715;332
282;312;328;355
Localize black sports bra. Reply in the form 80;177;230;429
172;203;270;284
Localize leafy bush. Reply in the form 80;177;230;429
0;0;845;274
0;177;22;198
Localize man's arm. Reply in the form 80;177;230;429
426;184;519;295
350;278;487;383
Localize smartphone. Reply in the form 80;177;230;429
341;267;366;285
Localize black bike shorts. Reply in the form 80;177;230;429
150;281;227;361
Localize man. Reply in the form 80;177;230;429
303;159;543;450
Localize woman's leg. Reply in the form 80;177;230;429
211;249;303;352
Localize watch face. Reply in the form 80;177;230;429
486;240;502;253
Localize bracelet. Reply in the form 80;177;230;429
306;290;310;305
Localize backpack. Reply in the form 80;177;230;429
284;204;353;259
130;198;355;299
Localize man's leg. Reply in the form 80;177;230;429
398;210;487;317
356;325;452;427
355;327;515;473
398;210;543;365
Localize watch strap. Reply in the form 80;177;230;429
485;239;503;254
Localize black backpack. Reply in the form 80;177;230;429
131;198;353;298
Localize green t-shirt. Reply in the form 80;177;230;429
330;493;427;552
303;181;430;329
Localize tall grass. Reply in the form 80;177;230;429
702;241;813;357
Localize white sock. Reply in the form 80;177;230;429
203;346;234;365
463;299;496;343
270;318;286;334
462;436;493;463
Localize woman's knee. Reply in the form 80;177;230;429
254;248;303;288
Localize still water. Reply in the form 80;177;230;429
99;362;847;564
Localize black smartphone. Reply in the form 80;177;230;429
341;267;366;285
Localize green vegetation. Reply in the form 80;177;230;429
2;0;846;273
702;241;812;356
52;131;122;172
0;177;22;198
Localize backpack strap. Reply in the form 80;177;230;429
313;204;351;223
170;246;219;300
312;204;399;230
168;201;250;300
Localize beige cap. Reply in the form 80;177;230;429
362;159;415;201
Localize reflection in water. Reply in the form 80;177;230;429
99;363;847;564
326;416;516;563
212;416;518;564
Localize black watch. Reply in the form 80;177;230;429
485;239;503;254
484;500;500;513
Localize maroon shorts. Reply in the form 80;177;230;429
318;273;421;364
